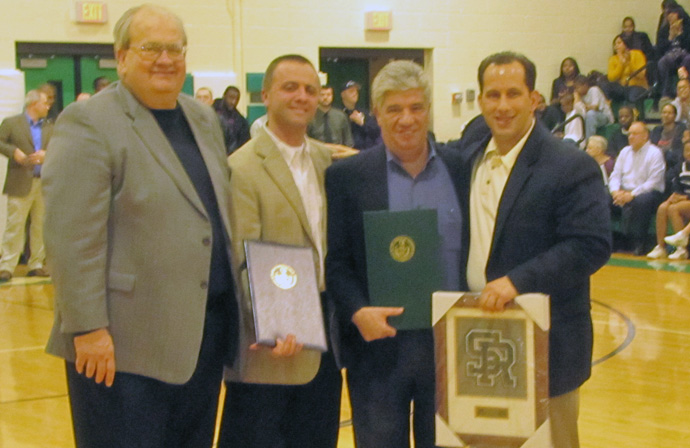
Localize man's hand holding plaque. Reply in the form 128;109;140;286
250;334;304;357
352;306;404;341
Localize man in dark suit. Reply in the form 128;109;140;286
42;5;237;447
0;89;52;281
463;52;611;448
326;60;463;448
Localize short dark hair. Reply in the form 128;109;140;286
263;54;315;91
623;16;635;27
663;102;678;115
477;51;536;92
223;85;240;97
573;74;590;86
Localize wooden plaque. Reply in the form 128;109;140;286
433;292;551;447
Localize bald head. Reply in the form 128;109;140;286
628;121;649;151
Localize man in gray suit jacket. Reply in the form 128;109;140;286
0;89;52;281
42;5;237;447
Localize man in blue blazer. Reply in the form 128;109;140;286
463;52;611;448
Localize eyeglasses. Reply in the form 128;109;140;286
131;42;187;61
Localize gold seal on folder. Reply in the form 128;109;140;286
389;235;415;263
270;264;297;290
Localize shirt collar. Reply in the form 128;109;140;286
25;113;43;127
264;125;308;166
481;119;535;171
385;138;437;169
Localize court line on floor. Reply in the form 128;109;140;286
0;394;68;405
591;299;636;366
0;345;46;354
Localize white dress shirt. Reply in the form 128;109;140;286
608;141;665;196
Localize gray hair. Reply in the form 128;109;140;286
113;4;187;52
371;60;431;111
24;90;43;108
587;135;608;152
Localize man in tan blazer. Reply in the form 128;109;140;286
0;89;52;281
218;54;342;448
41;5;237;447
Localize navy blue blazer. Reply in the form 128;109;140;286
325;142;466;367
460;123;612;397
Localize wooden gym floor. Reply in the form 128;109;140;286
1;256;689;447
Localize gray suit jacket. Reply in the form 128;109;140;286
0;113;53;196
43;82;234;384
225;128;332;384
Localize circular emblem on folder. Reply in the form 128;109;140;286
270;264;298;290
389;236;415;263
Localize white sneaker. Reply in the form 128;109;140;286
669;247;689;260
665;231;689;248
646;245;667;259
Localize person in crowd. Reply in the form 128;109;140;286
609;122;666;255
215;85;251;154
586;136;615;185
308;84;354;147
574;75;614;139
0;90;52;282
648;140;690;259
93;76;111;94
340;80;381;150
219;54;342;448
38;83;60;122
651;103;686;192
194;87;214;106
622;16;656;72
551;57;580;103
41;5;238;447
657;6;690;99
607;104;637;158
606;35;649;106
671;78;690;123
554;92;585;145
326;60;463;448
463;51;610;448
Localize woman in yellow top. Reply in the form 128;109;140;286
606;34;649;104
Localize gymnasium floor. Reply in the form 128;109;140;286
1;256;689;447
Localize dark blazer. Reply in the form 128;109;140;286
460;124;612;397
0;113;53;196
325;142;465;367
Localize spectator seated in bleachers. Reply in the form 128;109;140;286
586;136;615;185
609;122;666;255
574;75;614;140
607;104;637;158
552;92;585;146
604;35;649;107
657;5;690;99
550;57;580;104
621;16;656;86
647;140;690;259
670;78;690;123
651;103;686;191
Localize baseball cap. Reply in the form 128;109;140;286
342;80;362;91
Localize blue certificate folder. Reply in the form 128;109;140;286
363;209;443;330
244;240;328;352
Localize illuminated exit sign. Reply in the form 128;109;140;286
75;2;108;24
365;11;393;31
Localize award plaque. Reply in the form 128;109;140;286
433;292;551;447
244;240;327;352
363;209;442;330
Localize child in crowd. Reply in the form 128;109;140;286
574;75;614;139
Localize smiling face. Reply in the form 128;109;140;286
116;9;186;109
479;61;539;154
375;88;429;160
263;59;320;138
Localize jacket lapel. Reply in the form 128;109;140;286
359;144;389;211
255;131;316;247
117;83;207;218
490;125;542;257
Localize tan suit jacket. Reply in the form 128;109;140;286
43;82;234;384
226;128;331;384
0;113;53;196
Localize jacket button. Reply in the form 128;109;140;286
200;281;208;289
202;237;211;246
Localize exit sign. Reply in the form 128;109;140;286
365;11;393;31
75;2;108;24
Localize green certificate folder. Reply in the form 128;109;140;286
363;209;443;330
